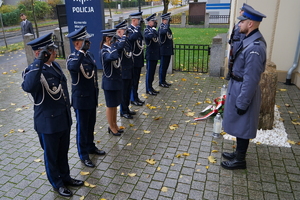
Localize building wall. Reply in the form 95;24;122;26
230;0;300;87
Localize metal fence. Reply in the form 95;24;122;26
209;15;229;24
174;44;210;73
52;35;65;59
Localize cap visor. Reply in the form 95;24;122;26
237;15;248;21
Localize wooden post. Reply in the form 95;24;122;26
258;61;277;130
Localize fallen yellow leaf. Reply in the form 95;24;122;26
129;124;134;127
287;140;295;145
144;130;151;134
2;72;7;75
206;166;209;169
18;129;25;133
190;123;197;125
161;186;168;192
96;140;101;143
84;181;90;187
211;150;218;153
256;142;261;145
4;134;8;137
15;108;22;112
279;89;287;91
220;131;226;135
154;116;162;120
128;173;136;177
169;124;179;130
196;169;200;172
9;129;14;134
11;103;16;105
89;183;96;188
34;159;42;163
176;154;181;158
127;143;132;146
119;126;125;130
292;121;300;125
41;172;46;175
182;153;190;156
80;171;90;176
181;78;187;81
142;112;149;116
212;141;218;144
146;159;156;165
285;104;290;107
171;163;175;166
157;167;161;171
208;156;216;163
80;196;85;200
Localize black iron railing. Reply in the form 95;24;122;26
209;15;229;24
52;35;65;59
174;44;210;73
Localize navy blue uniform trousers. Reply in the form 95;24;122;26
120;79;132;114
38;130;71;189
131;67;142;101
159;55;171;84
146;60;158;92
74;109;97;160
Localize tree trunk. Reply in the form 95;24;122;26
31;0;39;38
163;0;169;14
258;61;277;130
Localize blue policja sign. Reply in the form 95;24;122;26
65;0;105;69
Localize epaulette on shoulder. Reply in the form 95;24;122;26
254;41;260;45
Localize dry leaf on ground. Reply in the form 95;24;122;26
208;156;216;163
80;171;90;176
146;159;156;165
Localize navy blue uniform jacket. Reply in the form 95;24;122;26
144;25;160;60
158;23;174;56
21;59;72;134
127;24;144;67
67;50;99;110
100;43;123;90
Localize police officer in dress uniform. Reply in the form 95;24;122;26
144;13;160;96
66;26;106;168
226;3;253;80
221;5;267;170
128;12;145;106
21;33;83;197
115;21;137;119
100;28;125;136
158;12;173;88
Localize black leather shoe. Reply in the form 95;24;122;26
137;98;145;104
146;91;157;96
129;110;136;115
159;83;169;88
81;159;95;168
54;186;72;197
131;101;143;106
120;113;133;119
222;151;237;160
108;127;121;136
164;82;172;86
64;178;84;187
152;89;160;94
90;149;106;155
118;129;124;133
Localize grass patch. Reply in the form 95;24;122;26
0;42;24;54
171;27;228;72
172;27;228;45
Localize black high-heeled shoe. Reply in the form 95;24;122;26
118;129;124;133
108;127;121;136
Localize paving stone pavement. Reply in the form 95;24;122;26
1;50;300;200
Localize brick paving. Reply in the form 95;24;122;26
1;50;300;200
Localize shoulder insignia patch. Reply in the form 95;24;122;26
254;41;260;45
250;51;260;56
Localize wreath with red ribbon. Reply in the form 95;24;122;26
194;95;226;121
